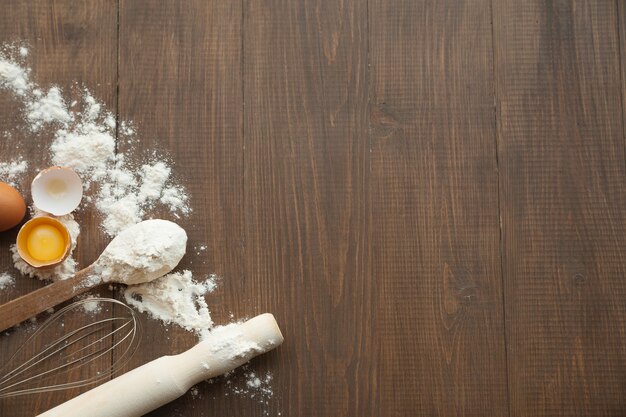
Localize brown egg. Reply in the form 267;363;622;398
0;182;27;232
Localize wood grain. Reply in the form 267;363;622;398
369;0;509;415
2;1;626;416
0;2;117;415
494;1;626;415
0;265;98;333
243;0;372;416
117;1;245;416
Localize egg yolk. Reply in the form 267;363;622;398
26;224;65;261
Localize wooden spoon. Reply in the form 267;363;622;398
0;219;187;332
0;265;100;333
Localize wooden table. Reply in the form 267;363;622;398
1;1;626;416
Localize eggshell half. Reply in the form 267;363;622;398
31;167;83;216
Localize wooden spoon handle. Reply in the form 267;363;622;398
0;266;99;332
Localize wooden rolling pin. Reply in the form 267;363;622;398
38;314;284;417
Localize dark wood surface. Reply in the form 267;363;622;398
1;1;626;416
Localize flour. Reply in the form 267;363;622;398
0;159;28;187
10;209;80;281
0;45;191;238
0;56;30;95
27;86;72;131
221;364;275;415
205;323;263;359
50;125;116;180
0;46;278;405
0;272;14;290
93;219;187;285
96;159;190;235
80;296;102;314
124;269;215;337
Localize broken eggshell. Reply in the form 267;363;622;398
31;167;83;216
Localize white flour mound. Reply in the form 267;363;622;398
0;56;30;95
125;269;216;337
94;219;187;285
0;159;28;187
0;272;15;290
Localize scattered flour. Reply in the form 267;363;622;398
27;86;72;131
96;159;190;235
222;365;275;416
0;158;28;187
0;272;15;290
0;56;30;95
0;45;191;238
81;297;102;314
124;269;216;338
0;45;279;409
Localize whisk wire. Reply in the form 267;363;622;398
0;317;127;386
0;320;133;394
0;298;141;398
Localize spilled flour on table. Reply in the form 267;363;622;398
0;159;28;187
0;272;14;290
0;42;277;411
80;296;103;314
207;364;277;416
0;44;190;284
0;44;190;240
124;270;218;339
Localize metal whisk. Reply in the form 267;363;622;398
0;298;141;398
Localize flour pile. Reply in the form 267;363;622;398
0;45;274;402
0;272;14;290
0;159;28;187
93;219;187;285
0;44;190;240
125;270;217;338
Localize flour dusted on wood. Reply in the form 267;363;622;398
0;45;191;238
0;56;30;95
0;159;28;187
0;272;14;290
27;86;72;131
124;270;218;338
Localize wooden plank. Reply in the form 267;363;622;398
493;1;626;415
0;1;117;415
117;1;244;416
369;1;508;415
243;0;372;416
620;0;626;147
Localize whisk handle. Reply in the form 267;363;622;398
0;266;99;332
37;314;284;417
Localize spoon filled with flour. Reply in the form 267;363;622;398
0;219;187;332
